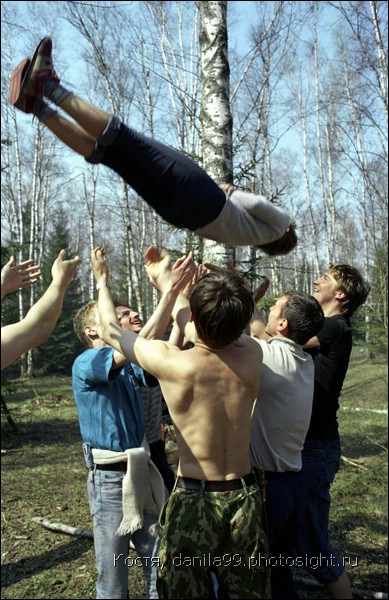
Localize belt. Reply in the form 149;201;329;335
95;463;127;471
176;472;256;492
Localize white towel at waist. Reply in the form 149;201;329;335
92;436;165;536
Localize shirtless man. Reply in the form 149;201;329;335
90;246;270;600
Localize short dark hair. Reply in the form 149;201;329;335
328;264;371;317
282;291;324;345
190;271;254;348
257;221;297;256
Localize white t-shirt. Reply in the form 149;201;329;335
250;336;314;472
196;190;290;246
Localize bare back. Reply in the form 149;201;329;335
155;335;262;480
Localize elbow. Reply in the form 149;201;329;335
101;324;111;345
35;322;54;346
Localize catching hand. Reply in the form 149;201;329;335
90;246;109;286
1;256;41;296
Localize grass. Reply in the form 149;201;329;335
1;358;388;599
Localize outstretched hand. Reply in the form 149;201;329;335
1;256;42;297
169;251;196;293
252;278;270;302
144;246;172;293
90;246;109;285
51;249;80;288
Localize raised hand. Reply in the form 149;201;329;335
1;256;41;297
169;251;196;293
51;249;80;288
144;246;172;293
90;246;109;286
252;278;270;303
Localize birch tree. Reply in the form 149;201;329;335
199;0;233;266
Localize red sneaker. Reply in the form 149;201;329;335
8;58;36;113
26;37;59;97
8;38;59;113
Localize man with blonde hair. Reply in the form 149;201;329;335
71;254;194;600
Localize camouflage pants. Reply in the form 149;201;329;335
157;482;271;599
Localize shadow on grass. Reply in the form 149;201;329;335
1;418;81;450
1;537;92;588
341;426;388;459
332;513;388;547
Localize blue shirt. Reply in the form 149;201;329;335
72;347;145;451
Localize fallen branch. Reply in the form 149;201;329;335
341;455;368;470
31;517;136;549
366;437;388;452
294;576;388;599
31;517;93;539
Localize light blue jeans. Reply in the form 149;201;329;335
87;468;159;599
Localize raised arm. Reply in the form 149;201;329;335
140;251;196;340
1;249;80;370
1;256;41;300
144;246;199;346
91;246;194;365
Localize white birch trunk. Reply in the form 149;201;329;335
312;7;330;266
199;1;233;265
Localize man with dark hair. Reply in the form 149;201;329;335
293;264;371;599
9;37;297;255
249;291;324;599
90;246;270;600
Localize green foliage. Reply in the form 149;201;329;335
368;237;388;350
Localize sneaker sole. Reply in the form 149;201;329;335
8;58;31;107
8;38;53;111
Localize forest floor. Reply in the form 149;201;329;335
1;357;387;599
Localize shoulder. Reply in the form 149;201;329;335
236;335;263;365
250;335;266;355
135;339;182;378
74;346;113;366
72;347;117;383
319;316;350;340
260;337;293;364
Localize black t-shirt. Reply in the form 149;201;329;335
306;315;352;441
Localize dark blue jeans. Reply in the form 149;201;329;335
293;437;345;584
265;470;306;599
86;115;226;230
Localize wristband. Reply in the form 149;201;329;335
96;282;108;290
